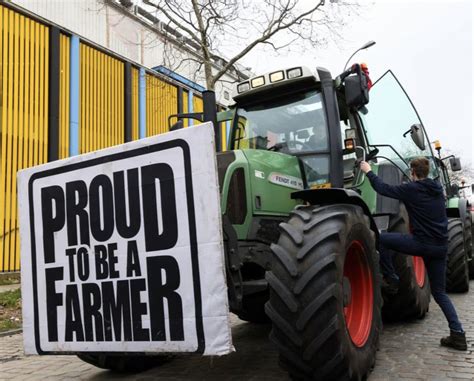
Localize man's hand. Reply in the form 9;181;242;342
360;161;372;174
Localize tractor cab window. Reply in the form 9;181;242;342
232;91;329;154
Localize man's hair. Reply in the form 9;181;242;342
410;157;430;179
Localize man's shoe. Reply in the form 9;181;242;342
440;330;468;351
381;277;399;295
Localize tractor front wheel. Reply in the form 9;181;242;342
266;204;382;380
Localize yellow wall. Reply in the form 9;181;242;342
193;95;203;114
0;5;209;272
0;6;50;271
182;90;189;127
146;75;178;136
79;43;124;153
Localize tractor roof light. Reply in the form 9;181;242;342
232;66;318;100
434;140;442;151
270;71;285;83
237;82;250;94
287;67;303;79
251;76;265;88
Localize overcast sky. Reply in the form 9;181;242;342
239;0;473;167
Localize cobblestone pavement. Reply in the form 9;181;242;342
1;281;473;381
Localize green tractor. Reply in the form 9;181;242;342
80;65;438;379
430;143;473;291
200;65;434;379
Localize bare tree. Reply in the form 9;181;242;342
141;0;357;90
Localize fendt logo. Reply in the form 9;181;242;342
19;124;232;356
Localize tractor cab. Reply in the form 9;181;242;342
228;65;370;190
232;85;330;189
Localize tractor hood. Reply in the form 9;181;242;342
216;149;302;240
217;149;301;215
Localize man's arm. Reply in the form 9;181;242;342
360;161;411;201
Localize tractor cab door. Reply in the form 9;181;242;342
359;70;438;178
356;70;440;214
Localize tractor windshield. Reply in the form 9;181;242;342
232;90;329;154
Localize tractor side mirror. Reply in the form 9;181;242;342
345;71;369;108
407;124;425;151
449;157;462;172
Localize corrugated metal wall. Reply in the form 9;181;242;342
146;74;178;137
0;6;50;271
0;3;227;272
182;90;189;128
193;96;203;113
80;43;124;153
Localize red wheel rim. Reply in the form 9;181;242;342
412;256;425;287
343;241;373;348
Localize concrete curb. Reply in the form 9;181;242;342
0;328;22;338
0;283;21;293
0;272;20;282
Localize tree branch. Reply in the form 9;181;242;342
143;0;201;44
210;0;325;87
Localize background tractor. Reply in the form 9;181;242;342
80;65;443;380
430;142;473;291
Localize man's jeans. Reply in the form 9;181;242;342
379;232;463;333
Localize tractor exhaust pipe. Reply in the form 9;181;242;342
202;90;221;152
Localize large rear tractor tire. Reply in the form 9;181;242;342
266;204;382;381
382;206;430;322
446;218;469;292
464;212;474;279
77;354;171;373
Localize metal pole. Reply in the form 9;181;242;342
202;90;220;152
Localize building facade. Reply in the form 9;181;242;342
0;1;235;272
8;0;250;106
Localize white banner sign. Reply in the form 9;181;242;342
18;123;233;356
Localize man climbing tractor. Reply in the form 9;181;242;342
360;157;467;350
